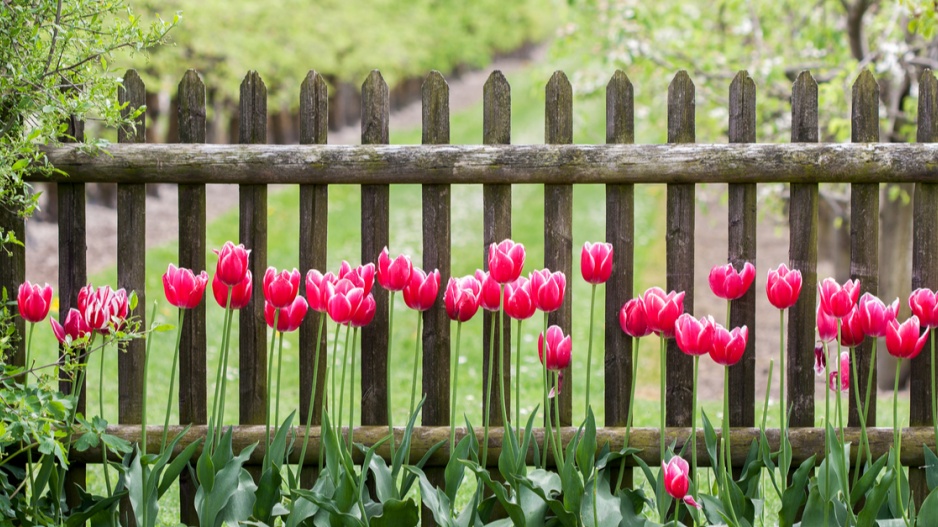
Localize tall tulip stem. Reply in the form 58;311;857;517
409;312;423;418
553;370;564;466
210;286;233;451
297;313;325;482
338;324;352;441
275;331;285;428
515;318;522;439
264;309;280;471
691;354;699;501
450;321;463;454
498;287;509;433
850;343;870;487
779;308;787;491
932;331;937;460
616;336;640;493
723;365;740;525
894;358;906;521
349;328;358;450
387;292;396;462
98;338;113;496
24;322;34;378
330;323;341;419
483;312;497;469
585;283;597;418
835;319;851;502
541;311;553;468
659;335;666;464
162;309;186;452
823;340;832;527
142;302;157;527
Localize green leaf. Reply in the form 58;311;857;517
252;466;282;524
925;445;938;492
850;452;888;507
158;435;202;498
368;452;399;503
101;433;133;454
580;469;622;527
701;410;719;470
858;468;895;527
265;411;296;471
371;498;419;527
444;432;473;505
918;488;938;525
576;407;597;480
75;431;99;451
779;455;815;527
405;466;455;527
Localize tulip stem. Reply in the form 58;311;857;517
331;323;341;420
932;331;937;464
409;311;423;419
659;335;666;465
161;309;185;452
691;354;698;502
540;311;551;469
483;311;497;469
894;358;907;522
24;322;34;380
450;321;462;455
553;370;564;466
275;330;285;430
297;312;325;482
498;287;510;435
98;338;113;496
850;343;869;489
349;328;358;450
835;319;851;502
779;308;788;491
264;309;280;471
515;318;522;440
338;324;352;443
585;283;597;419
616;336;639;493
723;365;740;526
210;287;233;451
823;340;831;527
387;291;396;463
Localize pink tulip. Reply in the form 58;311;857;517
766;264;802;309
709;262;755;301
710;324;748;366
829;351;850;392
163;264;208;310
814;342;826;376
79;285;128;333
327;279;370;326
909;288;938;328
580;242;613;284
214;241;251;286
404;268;440;312
817;305;837;342
529;269;565;313
377;247;413;292
538;325;572;397
263;267;301;309
642;287;685;338
50;308;91;344
305;270;336;313
675;314;715;356
350;294;377;328
264;296;308;332
17;281;53;323
338;261;376;296
838;307;865;348
886;316;930;360
444;275;482;322
488;239;525;284
858;293;899;338
619;298;652;338
504;277;537;320
475;270;502;312
661;456;701;508
212;271;252;309
818;278;860;319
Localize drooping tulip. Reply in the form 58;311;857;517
817;304;837;342
675;314;715;356
50;308;91;344
404;268;440;311
214;242;251;286
818;278;861;319
377;247;413;292
619;298;652;338
909;288;938;328
504;277;537;320
580;242;613;284
17;281;53;323
305;270;336;313
264;296;309;332
766;264;802;310
162;264;208;310
642;287;685;338
829;351;850;392
538;325;572;397
475;270;502;312
488;239;525;284
444;275;482;322
661;456;701;508
709;324;748;366
709;262;755;301
212;271;253;309
263;267;301;309
838;307;866;348
858;293;899;338
886;316;930;360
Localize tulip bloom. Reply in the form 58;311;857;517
488;239;525;284
857;293;898;338
814;342;826;376
829;351;850;392
538;325;572;397
349;294;377;328
305;270;336;313
162;264;208;309
475;270;502;312
709;262;755;301
642;287;685;338
214;241;251;286
504;277;536;320
766;264;802;310
212;272;252;309
377;247;413;292
17;281;53;323
818;278;861;319
79;285;128;333
675;314;715;356
264;296;309;332
338;261;376;296
817;305;837;342
662;456;701;509
263;267;301;309
404;268;440;311
580;242;613;284
51;308;91;344
619;298;652;338
838;307;865;348
909;288;938;328
327;279;371;326
444;275;482;322
886;316;930;360
710;324;748;366
529;269;565;313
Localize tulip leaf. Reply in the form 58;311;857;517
758;428;781;500
518;408;538;475
575;407;597;481
701;410;720;472
445;433;473;506
370;498;420;527
925;445;938;492
736;439;764;496
252;466;282;524
580;469;622;527
394;395;428;479
886;447;911;519
918;488;938;526
779;455;816;527
850;452;888;507
293;486;365;527
518;469;577;526
368;451;398;503
400;437;446;499
460;463;528;526
857;468;895;527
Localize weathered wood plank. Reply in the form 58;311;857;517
545;71;574;426
911;69;938;507
787;71;819;428
361;70;390;429
666;71;695;429
0;200;25;369
482;71;511;429
176;69;207;527
238;72;269;429
728;71;757;429
849;70;879;428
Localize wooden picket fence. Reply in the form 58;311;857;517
3;66;938;525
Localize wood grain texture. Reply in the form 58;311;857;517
666;71;695;428
545;71;574;426
176;69;206;527
482;71;511;428
728;71;757;428
0;200;24;368
849;69;879;428
787;71;820;428
360;70;390;427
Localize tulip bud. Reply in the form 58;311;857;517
213;271;253;309
675;314;714;356
488;239;525;284
475;270;502;312
909;288;938;328
709;262;755;300
829;351;850;393
886;316;930;360
619;298;652;338
264;296;309;332
17;281;53;323
818;277;860;319
642;287;685;338
538;325;572;398
163;264;209;310
404;268;440;312
838;307;865;348
710;324;748;366
504;277;536;320
214;242;251;286
263;267;301;309
377;247;413;292
766;264;802;310
580;242;613;284
529;269;565;313
444;276;482;322
661;456;701;508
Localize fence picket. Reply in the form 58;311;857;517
728;71;757;429
666;71;695;431
176;69;207;526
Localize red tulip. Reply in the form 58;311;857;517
214;241;251;286
444;275;482;322
529;269;565;313
909;288;938;328
817;305;837;342
709;262;755;300
79;285;128;333
814;342;826;376
538;325;572;397
162;264;208;309
886;316;930;360
263;267;300;309
858;293;898;338
580;242;613;284
404;268;440;311
17;281;53;323
51;308;91;344
264;296;309;332
662;456;701;508
619;298;652;338
488;239;525;284
675;314;715;356
377;247;413;292
350;294;377;327
475;270;502;312
212;271;252;309
642;287;685;338
504;277;537;320
829;351;850;392
838;307;865;348
818;278;860;319
710;324;748;366
338;261;376;296
766;264;802;309
305;270;336;313
327;279;371;325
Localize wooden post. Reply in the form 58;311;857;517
605;70;635;487
728;71;757;429
910;69;938;507
545;71;574;426
666;71;695;430
177;69;207;526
